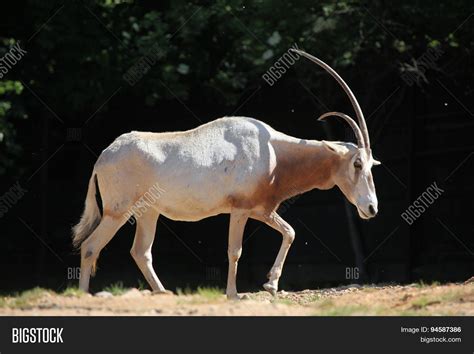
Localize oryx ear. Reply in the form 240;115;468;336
372;159;381;166
322;141;349;155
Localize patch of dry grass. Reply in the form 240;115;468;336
0;283;471;316
0;287;54;309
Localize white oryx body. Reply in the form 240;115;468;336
97;117;279;222
73;50;380;299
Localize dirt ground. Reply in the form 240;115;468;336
1;282;473;316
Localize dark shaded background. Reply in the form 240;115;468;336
0;0;473;293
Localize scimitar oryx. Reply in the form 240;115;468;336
72;49;380;299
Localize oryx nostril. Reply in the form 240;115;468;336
368;204;377;216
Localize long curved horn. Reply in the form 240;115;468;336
318;112;365;148
291;49;370;147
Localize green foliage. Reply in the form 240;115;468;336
195;286;223;299
0;78;24;175
103;281;128;295
177;286;223;298
413;280;441;288
176;286;224;304
62;286;86;297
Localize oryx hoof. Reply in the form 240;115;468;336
263;282;277;296
226;293;240;301
152;289;174;296
226;293;250;301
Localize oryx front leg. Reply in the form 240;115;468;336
130;209;169;294
258;211;295;296
226;210;249;300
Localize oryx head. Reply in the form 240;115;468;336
292;49;380;219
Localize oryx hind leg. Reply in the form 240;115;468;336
130;209;170;294
79;215;125;292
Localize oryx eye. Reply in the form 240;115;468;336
354;159;362;169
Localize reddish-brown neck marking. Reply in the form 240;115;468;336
230;139;344;212
271;139;340;201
